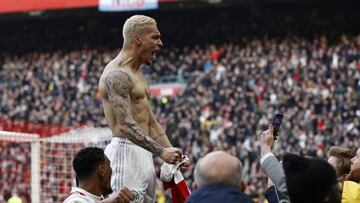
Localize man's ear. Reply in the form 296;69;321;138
98;164;106;177
239;180;246;192
191;182;198;190
133;35;142;46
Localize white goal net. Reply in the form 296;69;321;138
0;127;112;203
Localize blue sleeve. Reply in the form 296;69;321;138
264;186;289;203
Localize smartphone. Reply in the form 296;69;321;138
272;114;283;140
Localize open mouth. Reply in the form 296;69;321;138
151;50;158;58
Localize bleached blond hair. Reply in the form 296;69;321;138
122;15;157;44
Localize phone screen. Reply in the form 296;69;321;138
272;114;283;139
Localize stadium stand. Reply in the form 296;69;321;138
0;4;359;202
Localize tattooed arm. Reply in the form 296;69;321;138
105;70;165;156
148;99;191;171
148;109;172;148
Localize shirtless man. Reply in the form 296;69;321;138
98;15;189;203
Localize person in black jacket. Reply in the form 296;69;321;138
283;153;341;203
186;151;253;203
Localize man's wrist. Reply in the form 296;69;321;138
261;147;271;157
156;147;164;157
260;152;274;165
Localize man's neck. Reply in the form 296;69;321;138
79;181;102;197
117;46;142;72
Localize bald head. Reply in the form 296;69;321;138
194;151;243;188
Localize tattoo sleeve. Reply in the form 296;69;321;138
105;70;164;156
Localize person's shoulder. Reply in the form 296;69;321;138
189;186;235;197
104;68;134;89
210;186;253;203
102;59;131;79
342;181;360;203
63;194;93;203
187;186;254;203
242;193;254;203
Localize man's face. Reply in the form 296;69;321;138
137;24;163;65
99;156;112;196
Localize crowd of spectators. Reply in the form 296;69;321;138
0;142;31;203
0;5;359;202
155;34;360;200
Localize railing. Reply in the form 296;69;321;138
0;117;82;137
